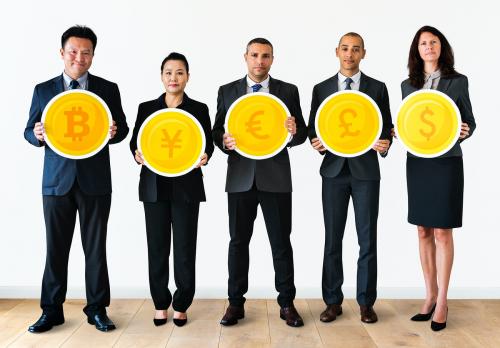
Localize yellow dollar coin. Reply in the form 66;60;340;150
138;109;205;177
42;90;112;159
396;90;461;158
315;91;382;157
225;92;291;160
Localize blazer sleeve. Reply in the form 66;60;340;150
129;103;144;163
200;103;215;162
307;85;320;141
212;86;231;155
287;85;307;147
378;83;393;158
108;82;129;144
457;76;476;142
24;85;44;147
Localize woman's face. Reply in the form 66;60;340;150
418;32;441;64
161;60;189;94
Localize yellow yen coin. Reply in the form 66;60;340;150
42;90;112;159
138;109;205;177
396;90;461;158
225;93;291;160
315;91;382;157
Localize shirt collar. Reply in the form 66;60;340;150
62;71;88;88
246;75;270;89
338;70;361;84
425;69;441;81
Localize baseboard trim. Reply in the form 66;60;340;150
1;286;499;299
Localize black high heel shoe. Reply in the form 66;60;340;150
173;318;187;327
153;318;167;326
431;306;448;331
410;303;436;321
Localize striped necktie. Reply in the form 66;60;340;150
252;83;262;93
345;77;353;90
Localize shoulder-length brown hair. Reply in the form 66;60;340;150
407;26;457;88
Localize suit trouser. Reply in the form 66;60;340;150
41;182;111;317
227;187;296;308
143;200;199;312
321;164;380;306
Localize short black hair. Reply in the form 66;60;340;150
246;38;273;54
61;25;97;51
338;32;365;49
161;52;189;73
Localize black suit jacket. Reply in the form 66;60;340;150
212;76;307;193
308;72;393;180
129;93;214;202
401;74;476;157
24;73;128;195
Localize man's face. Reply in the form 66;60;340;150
60;37;94;79
244;43;273;82
418;32;441;64
336;35;365;74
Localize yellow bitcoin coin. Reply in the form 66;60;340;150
225;92;291;160
396;90;461;158
138;109;205;177
315;91;382;157
42;90;112;159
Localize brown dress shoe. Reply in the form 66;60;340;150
280;305;304;327
360;305;378;323
220;305;244;326
320;304;342;322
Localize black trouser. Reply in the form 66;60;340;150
143;200;199;312
41;182;111;317
322;164;380;307
227;187;295;308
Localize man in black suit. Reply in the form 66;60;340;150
24;25;128;333
308;33;393;324
212;38;307;327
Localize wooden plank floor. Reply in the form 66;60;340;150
1;299;499;347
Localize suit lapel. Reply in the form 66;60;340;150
329;74;339;94
87;73;97;93
359;72;369;94
269;76;281;97
53;74;64;95
437;76;451;93
236;77;247;98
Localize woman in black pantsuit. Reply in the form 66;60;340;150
129;52;214;327
401;26;476;331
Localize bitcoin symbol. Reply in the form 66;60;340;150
339;109;360;138
245;111;270;139
64;106;90;141
419;106;436;141
161;129;182;158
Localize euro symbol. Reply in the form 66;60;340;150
245;111;270;139
339;108;360;138
419;106;436;141
161;129;182;158
64;106;90;141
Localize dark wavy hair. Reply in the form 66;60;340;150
407;26;457;88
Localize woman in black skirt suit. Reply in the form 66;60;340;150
130;52;214;327
401;26;476;331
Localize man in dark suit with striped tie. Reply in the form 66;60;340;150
212;38;307;327
24;25;128;333
308;33;393;324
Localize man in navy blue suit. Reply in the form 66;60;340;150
24;25;128;333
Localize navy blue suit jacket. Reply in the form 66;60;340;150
24;73;129;196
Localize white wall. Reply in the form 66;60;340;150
1;0;498;299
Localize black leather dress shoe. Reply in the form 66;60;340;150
280;305;304;327
411;303;436;321
320;304;342;322
87;313;116;332
28;313;64;333
220;305;245;326
360;305;378;323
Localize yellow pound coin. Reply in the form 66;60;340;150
138;109;205;177
315;91;382;157
396;90;460;158
42;90;112;159
225;93;291;160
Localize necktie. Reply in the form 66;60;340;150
252;83;262;93
69;79;80;90
345;77;353;90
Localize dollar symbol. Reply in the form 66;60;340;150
339;108;360;138
419;106;436;141
64;106;90;141
161;129;183;158
245;111;270;139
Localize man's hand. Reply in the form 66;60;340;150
34;122;45;142
223;132;236;150
310;137;326;152
372;139;390;154
460;123;470;139
135;150;144;165
285;116;297;135
110;120;117;139
196;153;208;168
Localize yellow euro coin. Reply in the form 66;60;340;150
315;91;382;157
138;109;205;177
396;90;461;158
225;93;291;160
42;90;112;159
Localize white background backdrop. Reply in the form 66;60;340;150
1;0;498;299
